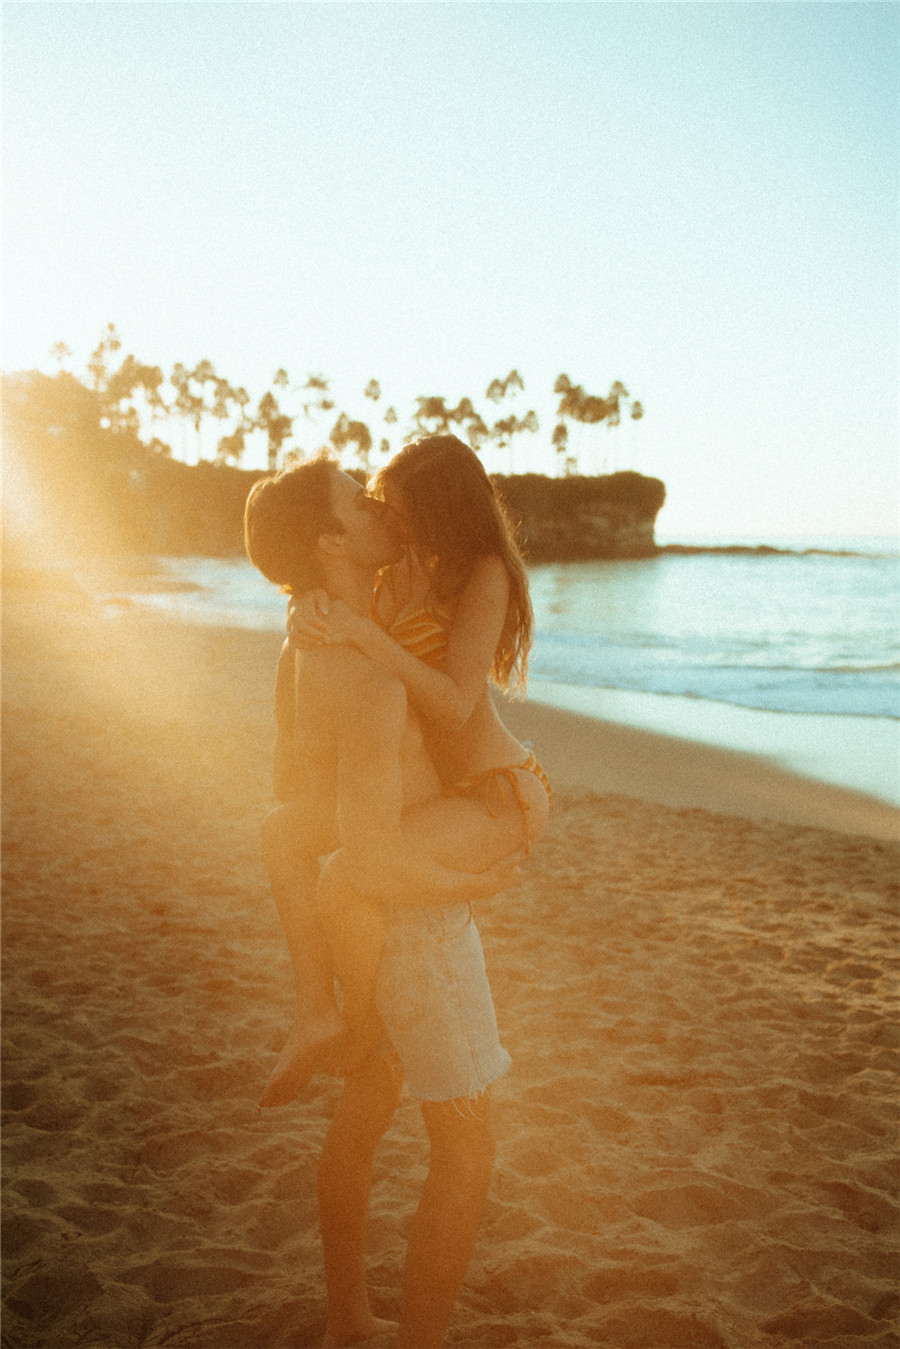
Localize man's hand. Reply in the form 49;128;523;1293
378;845;527;911
343;838;528;912
455;847;527;902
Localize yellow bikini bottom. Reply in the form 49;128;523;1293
449;751;552;855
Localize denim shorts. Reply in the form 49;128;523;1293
375;902;511;1102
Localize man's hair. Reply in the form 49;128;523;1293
244;452;343;594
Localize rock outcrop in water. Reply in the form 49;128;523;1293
495;470;666;561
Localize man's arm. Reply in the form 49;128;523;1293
332;658;516;908
273;638;300;802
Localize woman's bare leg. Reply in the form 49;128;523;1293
258;804;347;1107
317;854;387;1067
313;780;548;1081
402;768;551;874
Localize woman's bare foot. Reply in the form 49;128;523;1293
259;1008;348;1107
322;1316;398;1347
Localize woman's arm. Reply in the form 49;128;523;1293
321;555;510;732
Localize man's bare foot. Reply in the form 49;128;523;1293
322;1316;398;1347
259;1009;348;1107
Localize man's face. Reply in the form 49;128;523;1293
327;467;404;569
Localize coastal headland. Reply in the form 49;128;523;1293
3;584;898;1347
4;368;667;563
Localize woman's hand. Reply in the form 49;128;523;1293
287;589;332;649
319;599;367;645
288;592;367;649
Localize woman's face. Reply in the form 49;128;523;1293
379;480;412;541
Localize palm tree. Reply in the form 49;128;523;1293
169;363;206;461
330;412;373;475
296;373;334;455
552;421;575;477
411;394;489;452
215;426;247;464
485;370;536;473
50;340;72;370
79;329;168;440
212;382;252;462
256;390;294;472
380;404;398;461
103;355;166;435
552;373;643;474
411;395;454;437
191;359;220;457
302;373;334;419
207;376;244;461
87;323;122;393
449;398;489;453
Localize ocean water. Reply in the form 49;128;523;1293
527;546;900;720
83;540;900;806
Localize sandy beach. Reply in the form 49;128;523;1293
3;581;898;1348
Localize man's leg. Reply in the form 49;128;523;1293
318;1052;404;1348
259;804;346;1107
396;1091;496;1349
317;852;387;1049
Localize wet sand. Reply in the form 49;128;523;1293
3;586;898;1347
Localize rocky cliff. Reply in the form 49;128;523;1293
494;471;666;561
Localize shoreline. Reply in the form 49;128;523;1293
8;558;898;810
501;693;900;844
524;678;900;814
4;562;898;822
655;542;897;558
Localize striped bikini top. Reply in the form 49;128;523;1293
383;600;455;669
374;569;455;670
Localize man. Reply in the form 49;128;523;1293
244;454;514;1349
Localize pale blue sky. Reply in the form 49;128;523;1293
3;2;898;538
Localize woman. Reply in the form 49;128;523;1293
258;434;551;1106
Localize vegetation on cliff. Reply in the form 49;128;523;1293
3;338;664;565
44;325;646;475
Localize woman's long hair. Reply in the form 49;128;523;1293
370;435;533;694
